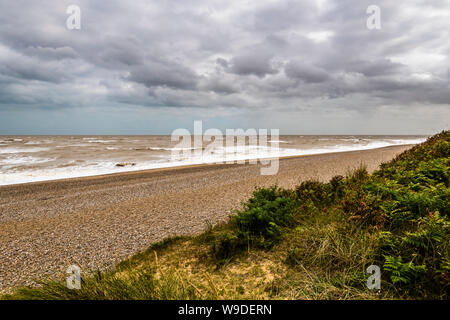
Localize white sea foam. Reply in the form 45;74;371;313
147;147;200;151
88;140;117;143
269;140;289;143
0;155;55;165
60;143;93;147
0;147;50;154
24;140;53;145
83;138;117;143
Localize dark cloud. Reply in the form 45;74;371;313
216;58;229;69
199;76;238;94
126;60;199;90
227;54;279;78
285;61;330;83
0;52;72;83
346;59;405;77
25;46;79;60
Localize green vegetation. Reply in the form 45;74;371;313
211;186;296;263
3;131;449;300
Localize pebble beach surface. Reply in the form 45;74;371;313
0;145;412;291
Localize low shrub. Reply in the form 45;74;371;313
377;213;449;297
210;186;296;262
233;186;296;245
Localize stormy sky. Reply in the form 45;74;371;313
0;0;449;134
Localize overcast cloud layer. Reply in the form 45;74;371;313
0;0;449;134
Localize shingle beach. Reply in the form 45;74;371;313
0;145;412;291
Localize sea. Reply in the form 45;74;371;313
0;135;427;186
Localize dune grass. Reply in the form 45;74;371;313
3;131;449;300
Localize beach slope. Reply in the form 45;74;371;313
0;145;412;291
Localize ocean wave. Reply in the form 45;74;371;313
0;155;55;165
58;143;93;147
24;140;53;145
146;147;202;151
83;138;117;143
0;147;50;154
88;140;117;143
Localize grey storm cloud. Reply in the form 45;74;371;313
0;0;449;133
225;53;279;78
126;60;199;91
24;46;79;61
285;61;330;83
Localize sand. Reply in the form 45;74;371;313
0;145;412;291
